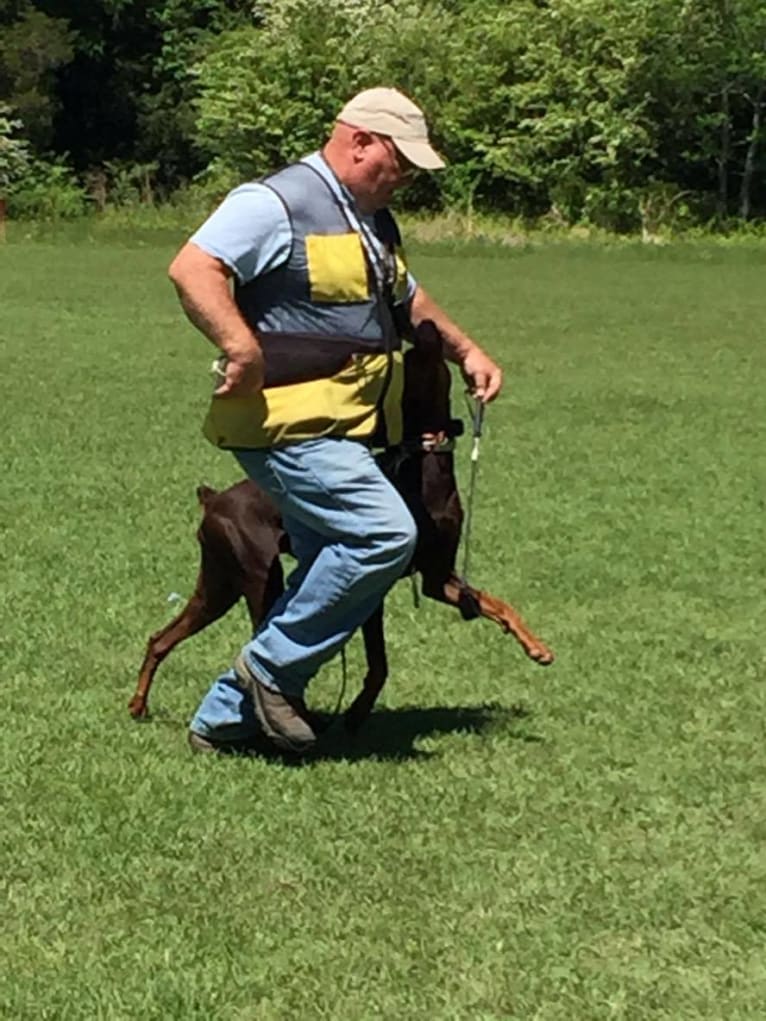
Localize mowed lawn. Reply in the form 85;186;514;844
1;230;764;1020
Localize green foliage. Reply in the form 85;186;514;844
135;0;254;184
193;11;353;178
99;159;161;206
7;154;87;217
194;0;515;199
0;5;74;149
3;0;766;226
153;0;255;83
188;0;702;224
0;102;31;191
494;0;664;219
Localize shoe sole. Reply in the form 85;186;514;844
188;731;220;755
188;729;265;757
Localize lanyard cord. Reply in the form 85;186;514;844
305;156;399;432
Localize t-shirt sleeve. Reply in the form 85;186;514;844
190;183;292;284
401;269;417;304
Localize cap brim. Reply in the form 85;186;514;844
393;138;446;170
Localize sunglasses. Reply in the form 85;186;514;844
376;134;416;174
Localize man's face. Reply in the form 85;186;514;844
355;132;414;211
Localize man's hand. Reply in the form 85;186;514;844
460;347;503;404
213;350;265;398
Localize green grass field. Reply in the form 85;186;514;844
1;231;764;1020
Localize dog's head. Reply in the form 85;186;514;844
401;320;463;447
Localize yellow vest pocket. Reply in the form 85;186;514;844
202;352;403;450
305;233;369;303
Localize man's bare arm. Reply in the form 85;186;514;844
168;242;264;397
410;285;503;402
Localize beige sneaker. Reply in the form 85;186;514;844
233;654;317;755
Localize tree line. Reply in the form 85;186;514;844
2;0;766;231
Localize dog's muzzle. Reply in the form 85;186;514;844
417;417;464;454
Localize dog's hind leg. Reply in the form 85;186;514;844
128;567;240;720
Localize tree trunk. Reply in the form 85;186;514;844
717;85;730;218
740;85;764;220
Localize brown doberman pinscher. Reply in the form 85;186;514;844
128;321;553;732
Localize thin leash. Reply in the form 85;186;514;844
333;647;348;719
459;393;486;586
410;392;486;606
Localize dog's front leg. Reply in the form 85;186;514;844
344;603;387;732
433;574;554;666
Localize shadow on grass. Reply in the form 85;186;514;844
307;701;542;765
140;701;542;764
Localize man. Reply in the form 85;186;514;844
169;87;502;755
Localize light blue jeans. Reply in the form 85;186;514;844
189;437;417;741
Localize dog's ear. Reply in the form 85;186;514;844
412;319;444;358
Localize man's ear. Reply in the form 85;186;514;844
350;127;376;162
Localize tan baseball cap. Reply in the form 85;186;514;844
337;87;446;170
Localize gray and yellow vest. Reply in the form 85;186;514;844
203;158;411;450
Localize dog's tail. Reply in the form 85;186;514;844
196;484;218;508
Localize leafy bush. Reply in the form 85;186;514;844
191;0;670;218
7;157;87;219
0;104;31;193
101;160;161;206
194;0;517;209
582;181;642;234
